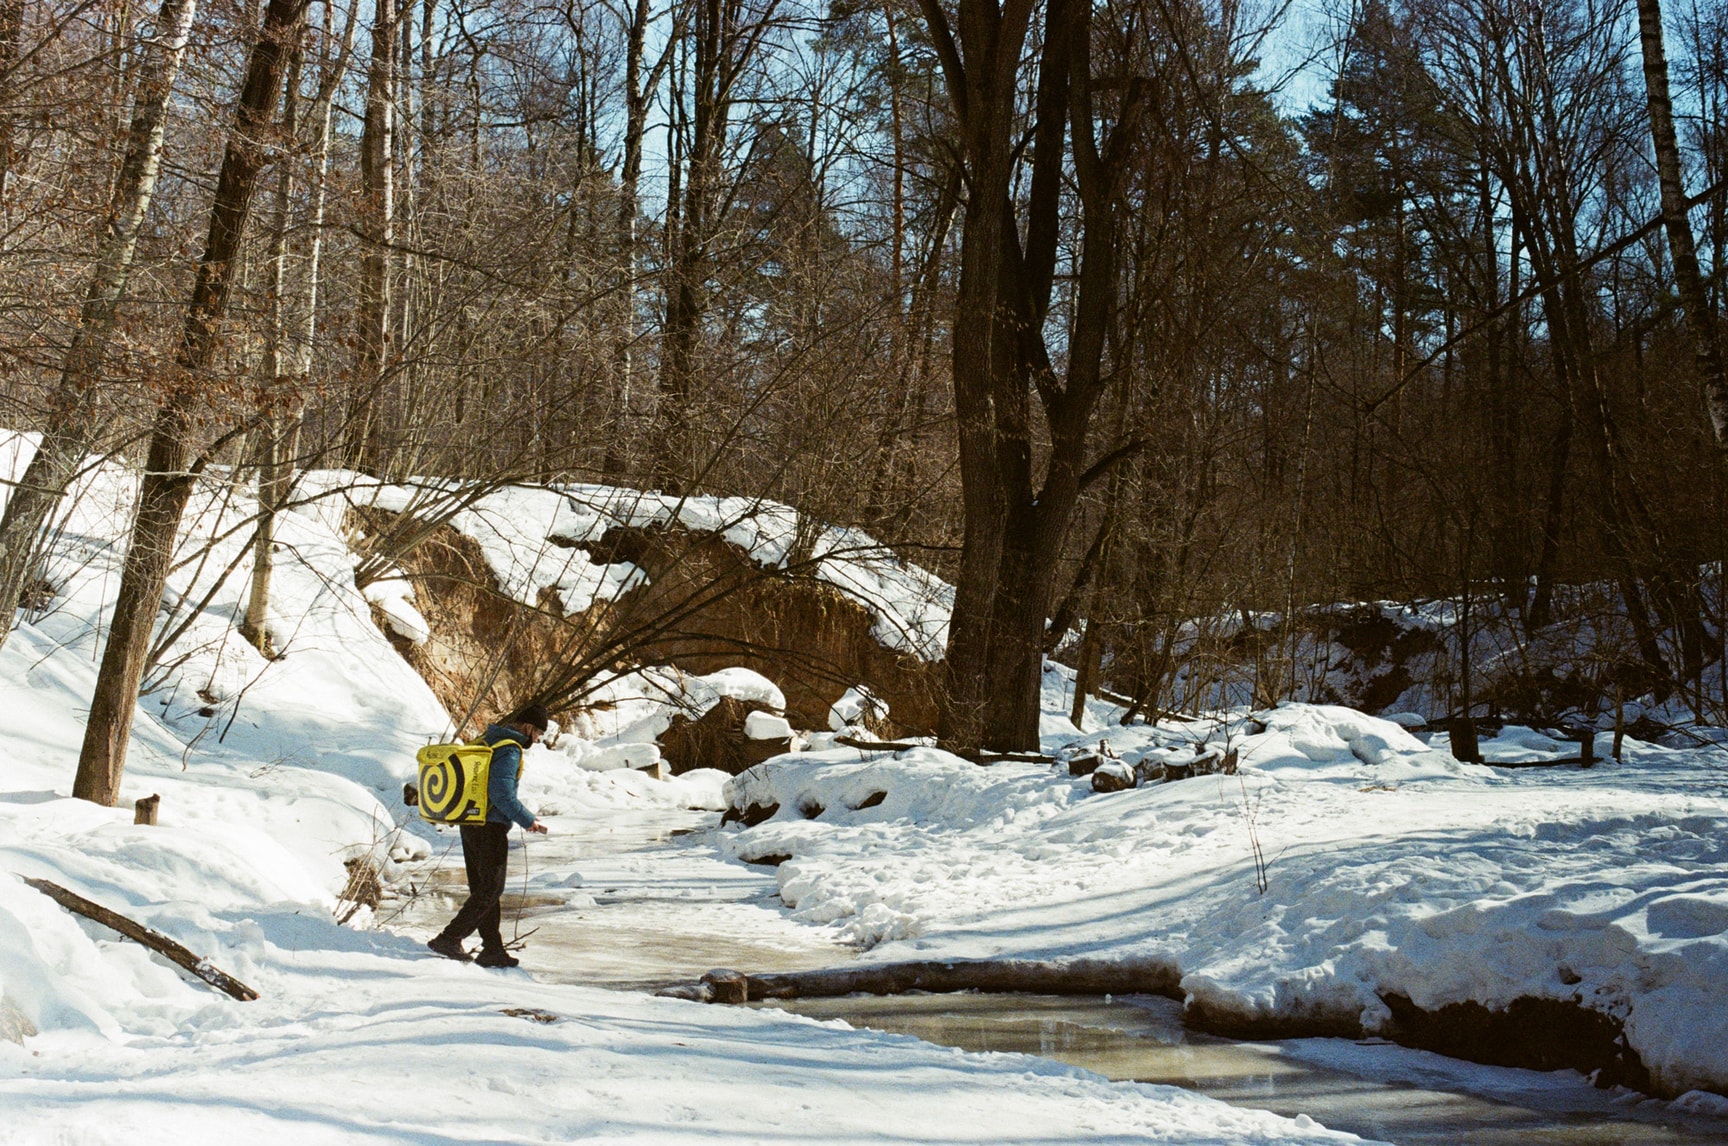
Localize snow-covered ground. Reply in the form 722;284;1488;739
724;678;1728;1100
0;435;1366;1143
8;432;1728;1138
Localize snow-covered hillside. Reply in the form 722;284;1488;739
309;470;954;659
0;435;1365;1143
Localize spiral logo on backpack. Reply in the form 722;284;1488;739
415;743;495;824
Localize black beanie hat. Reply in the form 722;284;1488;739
510;703;551;732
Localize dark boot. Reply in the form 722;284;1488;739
427;933;472;961
475;947;520;968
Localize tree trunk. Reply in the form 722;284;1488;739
0;0;198;654
605;0;656;478
242;30;306;657
243;0;349;654
930;0;1032;751
344;0;396;472
23;878;259;1000
925;0;1136;751
74;0;308;806
655;3;723;496
0;0;24;208
1637;0;1728;450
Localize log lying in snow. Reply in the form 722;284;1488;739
23;877;259;1001
833;735;920;752
827;735;1053;765
1447;718;1598;768
658;957;1181;1004
965;751;1058;765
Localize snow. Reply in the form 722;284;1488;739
13;429;1728;1137
0;434;1362;1144
723;702;1728;1097
549;664;787;782
359;570;431;644
744;710;793;740
828;684;887;731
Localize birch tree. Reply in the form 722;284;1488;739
243;0;354;655
74;0;310;806
0;0;198;653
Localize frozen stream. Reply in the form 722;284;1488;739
392;808;1728;1145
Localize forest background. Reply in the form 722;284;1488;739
3;0;1727;771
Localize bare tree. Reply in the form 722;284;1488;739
654;0;788;493
243;0;355;654
0;0;199;653
1637;0;1728;449
343;0;399;472
74;0;310;806
915;0;1147;750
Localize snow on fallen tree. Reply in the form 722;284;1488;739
21;878;258;1001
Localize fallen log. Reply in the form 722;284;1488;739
963;751;1057;765
660;957;1181;1004
23;877;259;1001
1447;718;1596;769
834;735;920;752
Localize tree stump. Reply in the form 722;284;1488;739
1447;718;1482;764
701;968;750;1004
133;794;160;825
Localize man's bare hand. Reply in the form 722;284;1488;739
528;820;549;834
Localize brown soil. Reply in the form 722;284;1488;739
576;525;941;734
352;506;571;729
659;695;779;775
1187;989;1660;1093
353;509;942;737
1378;992;1653;1092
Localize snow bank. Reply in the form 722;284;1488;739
549;663;786;785
722;702;1728;1096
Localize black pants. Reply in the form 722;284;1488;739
439;821;510;952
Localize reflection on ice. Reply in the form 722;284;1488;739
392;809;849;990
774;993;1728;1146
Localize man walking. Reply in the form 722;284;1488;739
427;704;550;967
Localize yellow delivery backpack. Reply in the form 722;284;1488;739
415;738;524;825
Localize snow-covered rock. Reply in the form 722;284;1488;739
744;711;794;740
829;685;888;732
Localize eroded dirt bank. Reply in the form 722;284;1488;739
353;507;941;735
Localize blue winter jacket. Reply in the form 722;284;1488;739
479;724;537;829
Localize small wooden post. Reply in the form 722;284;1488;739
1578;729;1595;768
133;794;160;825
1447;718;1482;764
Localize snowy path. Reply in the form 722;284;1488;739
390;808;850;988
2;801;1370;1144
